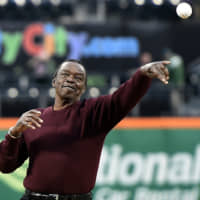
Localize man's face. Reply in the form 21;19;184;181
53;62;86;101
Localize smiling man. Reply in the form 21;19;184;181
0;59;170;200
53;61;87;110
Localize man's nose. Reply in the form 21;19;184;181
66;75;75;83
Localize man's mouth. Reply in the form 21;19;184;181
62;85;76;91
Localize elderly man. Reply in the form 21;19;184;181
0;60;169;200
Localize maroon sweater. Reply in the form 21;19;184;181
0;70;151;194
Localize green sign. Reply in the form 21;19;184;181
1;129;200;200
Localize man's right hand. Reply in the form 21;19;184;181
10;109;43;137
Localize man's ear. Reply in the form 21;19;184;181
52;78;56;88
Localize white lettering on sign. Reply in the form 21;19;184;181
96;144;200;186
134;187;199;200
94;187;130;200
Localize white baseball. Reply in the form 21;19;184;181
176;2;192;19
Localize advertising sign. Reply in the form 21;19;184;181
0;23;140;65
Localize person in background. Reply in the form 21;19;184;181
163;48;184;88
0;59;170;200
140;51;153;66
126;51;153;78
163;48;185;115
27;50;56;85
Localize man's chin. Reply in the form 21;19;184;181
61;94;77;102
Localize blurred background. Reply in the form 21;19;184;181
0;0;199;117
2;1;200;200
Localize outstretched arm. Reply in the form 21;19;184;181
83;61;170;136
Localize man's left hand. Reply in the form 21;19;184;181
140;60;170;84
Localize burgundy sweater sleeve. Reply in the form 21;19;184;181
0;134;28;173
84;69;152;136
